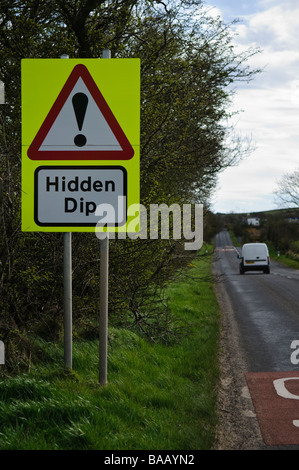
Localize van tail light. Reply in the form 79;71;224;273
267;256;270;264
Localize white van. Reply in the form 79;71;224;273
238;243;270;274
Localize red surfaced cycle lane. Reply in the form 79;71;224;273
246;371;299;446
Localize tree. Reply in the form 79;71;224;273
275;168;299;208
0;0;259;365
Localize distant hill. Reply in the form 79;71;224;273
216;207;299;218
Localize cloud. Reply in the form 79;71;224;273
200;4;223;19
249;6;299;46
233;4;299;65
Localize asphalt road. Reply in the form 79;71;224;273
214;230;299;372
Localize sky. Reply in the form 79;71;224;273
204;0;299;214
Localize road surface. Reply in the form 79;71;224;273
213;230;299;449
215;229;299;372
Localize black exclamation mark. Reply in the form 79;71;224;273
72;92;88;147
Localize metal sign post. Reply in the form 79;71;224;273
61;54;73;370
99;233;109;385
60;54;73;369
63;231;72;369
99;49;111;386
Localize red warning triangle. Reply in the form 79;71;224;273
27;64;134;160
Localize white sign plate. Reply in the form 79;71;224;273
35;166;127;227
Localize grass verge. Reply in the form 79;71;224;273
0;248;220;450
267;244;299;270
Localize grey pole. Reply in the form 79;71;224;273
61;54;73;369
63;232;72;369
102;49;111;59
0;81;4;104
99;49;111;385
99;233;109;385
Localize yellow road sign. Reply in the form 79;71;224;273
21;58;140;232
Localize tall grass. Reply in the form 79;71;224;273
0;248;220;450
